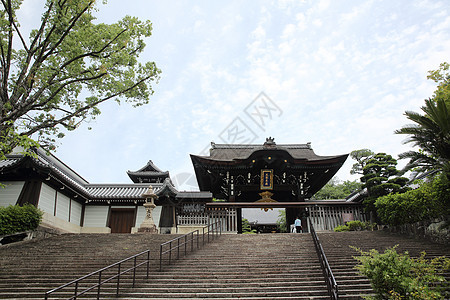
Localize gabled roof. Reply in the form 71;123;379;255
195;139;346;162
127;160;170;183
0;148;197;204
191;138;349;198
154;178;178;197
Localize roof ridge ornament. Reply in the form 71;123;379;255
263;137;276;147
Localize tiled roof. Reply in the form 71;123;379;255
127;160;168;175
155;178;178;197
1;149;197;202
127;160;170;183
205;141;341;161
86;184;152;199
127;171;170;176
0;155;22;168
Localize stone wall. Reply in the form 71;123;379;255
384;217;450;245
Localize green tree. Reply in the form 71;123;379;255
427;62;450;102
276;209;287;233
350;149;375;175
242;218;256;234
0;0;161;159
313;176;362;200
395;98;450;178
342;180;363;195
361;153;409;220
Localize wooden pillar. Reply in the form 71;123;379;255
237;208;242;234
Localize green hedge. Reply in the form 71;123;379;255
0;204;43;235
375;175;450;226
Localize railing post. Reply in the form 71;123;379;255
202;227;205;246
177;239;180;260
147;250;150;280
116;263;121;296
74;281;78;300
159;244;163;272
133;256;137;287
97;271;102;300
169;241;172;264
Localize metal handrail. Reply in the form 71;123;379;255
159;221;221;271
309;219;338;300
44;249;150;300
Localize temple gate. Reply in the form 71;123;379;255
189;138;366;233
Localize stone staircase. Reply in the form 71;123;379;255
119;234;330;299
317;230;450;299
0;231;448;299
0;233;180;299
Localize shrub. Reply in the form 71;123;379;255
352;245;449;299
334;221;376;232
334;224;349;232
375;175;450;226
347;220;366;231
0;204;43;235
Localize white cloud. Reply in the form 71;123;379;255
16;0;450;184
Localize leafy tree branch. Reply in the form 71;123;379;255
0;0;161;159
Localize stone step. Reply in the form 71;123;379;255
3;231;446;299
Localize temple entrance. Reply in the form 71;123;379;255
109;208;135;233
206;202;309;234
189;138;362;234
205;202;367;233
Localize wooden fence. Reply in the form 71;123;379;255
177;208;238;233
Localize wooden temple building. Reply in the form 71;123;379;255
0;148;211;234
0;138;367;234
191;138;366;232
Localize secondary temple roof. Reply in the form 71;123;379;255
127;160;170;183
0;148;211;204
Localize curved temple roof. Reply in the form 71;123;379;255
127;160;170;183
191;138;348;199
194;139;347;163
0;148;211;204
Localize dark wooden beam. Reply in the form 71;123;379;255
206;201;361;208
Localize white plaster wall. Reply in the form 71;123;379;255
83;206;108;227
0;181;24;207
70;200;82;225
153;206;162;228
56;193;70;221
135;206;146;227
38;183;56;215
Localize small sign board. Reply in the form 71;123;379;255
260;169;273;190
342;213;354;224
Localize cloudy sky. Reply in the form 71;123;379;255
19;0;450;190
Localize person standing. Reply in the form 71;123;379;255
294;217;302;233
